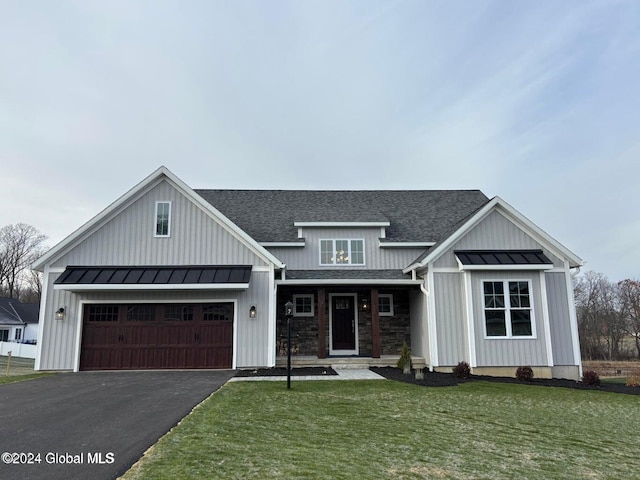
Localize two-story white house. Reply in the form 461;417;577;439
33;166;583;379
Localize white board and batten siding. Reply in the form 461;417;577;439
545;272;576;365
433;273;467;366
434;210;564;269
428;208;578;371
51;180;270;268
470;271;549;367
37;272;77;370
37;179;277;371
409;289;429;360
267;228;425;270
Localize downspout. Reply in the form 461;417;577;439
419;282;432;372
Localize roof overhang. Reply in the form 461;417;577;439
455;250;554;271
54;284;249;292
260;242;306;247
53;265;252;292
379;241;435;249
293;221;390;227
276;279;422;286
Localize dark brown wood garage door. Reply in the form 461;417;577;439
80;303;233;370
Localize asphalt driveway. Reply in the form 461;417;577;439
0;370;235;480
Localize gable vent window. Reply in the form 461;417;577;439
155;201;171;237
320;239;365;266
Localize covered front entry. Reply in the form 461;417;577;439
330;294;358;355
80;302;234;370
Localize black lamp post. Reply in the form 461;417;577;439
284;300;294;390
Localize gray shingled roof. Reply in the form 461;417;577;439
194;190;490;243
0;298;39;326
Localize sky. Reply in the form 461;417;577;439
1;0;638;281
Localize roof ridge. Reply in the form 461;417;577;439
193;189;486;193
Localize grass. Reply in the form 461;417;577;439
601;377;627;385
122;380;640;480
0;355;53;384
0;372;54;385
0;355;36;375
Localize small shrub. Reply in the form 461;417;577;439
581;369;600;386
625;375;640;387
453;361;471;379
516;366;534;382
397;341;412;374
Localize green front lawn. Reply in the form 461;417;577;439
123;380;640;480
0;372;54;385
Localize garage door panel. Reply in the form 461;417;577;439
81;303;234;370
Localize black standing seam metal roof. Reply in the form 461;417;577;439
454;250;553;266
54;266;252;285
194;190;490;243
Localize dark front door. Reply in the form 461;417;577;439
331;295;356;352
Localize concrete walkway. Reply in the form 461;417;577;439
230;368;384;382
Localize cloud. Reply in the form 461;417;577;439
0;0;638;279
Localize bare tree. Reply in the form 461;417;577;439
574;271;626;360
0;224;47;299
618;279;640;359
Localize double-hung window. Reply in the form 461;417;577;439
320;239;365;265
483;280;534;337
155;201;171;237
293;294;314;317
378;294;394;316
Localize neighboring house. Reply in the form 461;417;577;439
32;166;583;379
0;297;39;343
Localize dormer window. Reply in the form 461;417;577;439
155;201;171;237
320;239;365;265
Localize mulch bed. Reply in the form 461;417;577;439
370;367;640;395
234;367;338;377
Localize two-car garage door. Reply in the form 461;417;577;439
80;303;233;370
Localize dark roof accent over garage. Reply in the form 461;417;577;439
455;250;553;267
55;266;252;286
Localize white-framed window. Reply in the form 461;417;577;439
155;201;171;237
293;294;314;317
378;294;394;316
319;239;365;265
483;280;535;338
15;328;22;341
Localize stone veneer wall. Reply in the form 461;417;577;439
276;288;412;357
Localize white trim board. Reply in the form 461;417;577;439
294;221;390;227
53;284;250;292
275;279;422;286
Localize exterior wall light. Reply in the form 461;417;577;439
249;305;257;318
360;298;370;312
55;307;65;320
